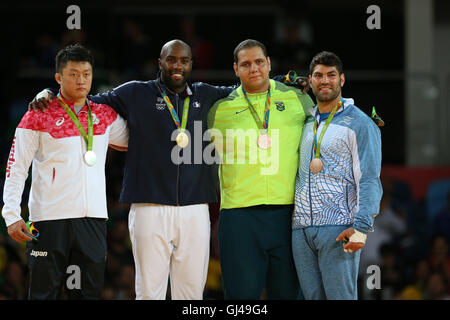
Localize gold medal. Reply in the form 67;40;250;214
157;83;191;149
257;134;272;150
176;132;189;148
309;158;323;174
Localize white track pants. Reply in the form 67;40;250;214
128;203;210;300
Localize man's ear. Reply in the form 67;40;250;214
158;58;162;70
267;57;271;72
340;73;345;87
55;73;62;85
308;75;312;87
233;63;239;77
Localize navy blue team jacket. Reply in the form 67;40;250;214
90;78;233;206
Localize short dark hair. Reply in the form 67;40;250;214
233;39;268;63
55;44;94;73
309;51;343;75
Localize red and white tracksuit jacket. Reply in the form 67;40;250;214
2;97;128;227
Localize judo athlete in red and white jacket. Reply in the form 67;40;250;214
2;44;128;299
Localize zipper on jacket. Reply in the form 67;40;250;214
81;135;89;217
308;120;318;225
175;93;180;206
176;163;180;206
308;145;313;225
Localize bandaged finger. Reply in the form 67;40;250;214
36;90;51;101
349;229;367;244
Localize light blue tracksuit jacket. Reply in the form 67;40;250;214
292;98;383;233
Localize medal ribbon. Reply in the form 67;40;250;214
156;83;190;132
241;86;271;131
312;99;343;159
57;94;93;152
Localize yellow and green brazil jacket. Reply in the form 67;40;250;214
207;79;314;209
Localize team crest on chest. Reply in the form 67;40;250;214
193;101;201;108
275;101;285;111
92;113;100;125
156;97;166;110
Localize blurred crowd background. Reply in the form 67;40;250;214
0;0;449;300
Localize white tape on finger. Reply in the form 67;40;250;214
349;229;367;244
36;90;51;100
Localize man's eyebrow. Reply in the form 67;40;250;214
238;59;250;65
313;70;337;75
166;55;191;59
68;68;92;72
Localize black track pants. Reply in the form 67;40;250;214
26;217;107;300
218;205;300;300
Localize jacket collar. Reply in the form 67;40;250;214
237;79;274;98
57;89;92;110
309;97;354;117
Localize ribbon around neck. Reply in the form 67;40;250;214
156;82;190;132
241;85;271;131
312;99;343;159
57;94;93;152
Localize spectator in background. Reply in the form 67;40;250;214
108;218;134;267
115;264;136;300
180;17;214;70
61;30;107;75
61;30;87;47
411;259;431;298
431;192;450;242
0;288;11;300
428;234;450;286
1;260;27;300
117;20;154;81
272;16;313;74
396;285;423;300
391;257;444;300
0;234;22;273
101;285;117;300
359;189;407;274
393;259;428;300
378;243;405;299
34;33;59;69
424;272;450;300
103;215;133;296
203;203;223;300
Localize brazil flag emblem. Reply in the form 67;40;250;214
275;101;285;111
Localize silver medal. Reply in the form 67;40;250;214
84;150;97;167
